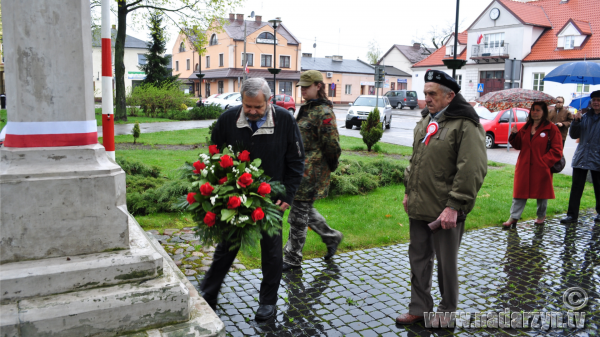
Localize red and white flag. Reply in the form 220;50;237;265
477;34;483;44
244;62;249;74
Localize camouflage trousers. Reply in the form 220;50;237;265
283;200;343;266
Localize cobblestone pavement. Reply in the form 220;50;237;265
187;212;598;336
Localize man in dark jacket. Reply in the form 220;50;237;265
199;78;305;321
561;90;600;224
548;96;574;147
396;70;487;325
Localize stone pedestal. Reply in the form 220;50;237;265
0;0;223;336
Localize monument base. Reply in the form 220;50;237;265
0;215;224;337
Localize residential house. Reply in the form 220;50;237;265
301;55;412;104
377;43;432;75
91;26;150;98
172;14;302;101
412;0;600;107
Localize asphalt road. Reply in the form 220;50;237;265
100;105;578;176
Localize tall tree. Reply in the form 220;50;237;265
412;19;467;51
139;11;178;86
92;0;241;121
366;39;381;65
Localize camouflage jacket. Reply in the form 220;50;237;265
294;99;341;202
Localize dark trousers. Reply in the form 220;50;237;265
567;168;600;217
408;218;465;316
199;229;283;305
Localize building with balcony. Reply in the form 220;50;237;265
412;0;600;105
172;14;302;101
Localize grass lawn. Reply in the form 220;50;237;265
94;108;173;126
100;128;211;146
0;109;6;130
115;128;598;270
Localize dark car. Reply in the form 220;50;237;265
384;90;418;109
272;94;296;114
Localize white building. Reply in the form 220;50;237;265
91;27;149;99
377;43;432;76
412;0;600;107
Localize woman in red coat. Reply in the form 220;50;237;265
502;102;563;229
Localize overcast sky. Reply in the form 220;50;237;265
122;0;495;60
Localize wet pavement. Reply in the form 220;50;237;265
187;212;599;336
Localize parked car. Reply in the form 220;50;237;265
477;106;529;149
345;95;393;130
272;94;296;114
202;94;223;106
384;90;418;109
213;92;241;110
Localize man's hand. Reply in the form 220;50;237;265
573;113;582;121
437;207;458;229
510;124;518;134
402;194;408;214
276;200;290;211
557;122;563;127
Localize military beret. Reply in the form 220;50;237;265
425;70;461;94
590;90;600;99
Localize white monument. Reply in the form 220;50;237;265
0;1;223;336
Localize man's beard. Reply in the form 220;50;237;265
243;104;268;121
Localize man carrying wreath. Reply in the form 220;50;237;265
199;78;305;321
396;70;487;325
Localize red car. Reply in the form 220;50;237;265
477;106;529;149
272;94;296;114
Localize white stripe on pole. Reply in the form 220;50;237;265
101;0;113;116
4;120;98;135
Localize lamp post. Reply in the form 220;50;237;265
244;11;255;82
268;17;282;98
196;47;205;99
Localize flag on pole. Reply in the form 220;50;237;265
244;62;249;74
477;34;483;44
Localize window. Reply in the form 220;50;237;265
261;54;272;67
345;84;352;95
195;63;199;71
206;56;210;68
175;60;179;71
564;36;575;50
576;84;590;93
454;74;462;86
280;81;292;96
284;96;291;102
280;56;290;68
218;81;223;94
484;33;505;48
209;34;218;46
533;73;545;91
516;109;528;123
328;83;336;97
219;54;224;67
391;82;395;90
205;83;210;97
186;59;190;70
267;80;275;93
179;42;186;53
257;32;275;43
137;54;147;65
241;53;254;66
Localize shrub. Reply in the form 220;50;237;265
131;82;191;117
189;104;223;120
360;108;383;152
329;158;405;196
126;180;190;216
179;103;188;111
132;122;140;144
116;158;160;178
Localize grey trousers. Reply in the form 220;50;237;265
510;198;547;220
283;200;343;266
408;218;465;316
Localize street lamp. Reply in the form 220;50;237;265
196;47;205;99
243;11;255;82
267;17;282;98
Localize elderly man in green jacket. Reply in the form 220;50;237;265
396;70;487;325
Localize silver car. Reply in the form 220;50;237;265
345;95;393;130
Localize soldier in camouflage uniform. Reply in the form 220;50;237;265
283;70;343;271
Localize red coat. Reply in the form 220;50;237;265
510;122;563;199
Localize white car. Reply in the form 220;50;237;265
202;94;223;106
345;95;393;130
216;92;242;110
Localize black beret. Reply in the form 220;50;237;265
591;90;600;99
425;70;461;94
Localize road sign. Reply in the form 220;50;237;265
477;83;484;93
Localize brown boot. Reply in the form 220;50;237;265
395;313;424;325
534;216;546;225
502;218;518;230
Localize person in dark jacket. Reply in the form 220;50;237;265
561;90;600;224
282;70;343;272
502;102;563;229
199;78;305;321
548;96;574;148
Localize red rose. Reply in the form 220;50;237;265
200;182;214;196
238;150;251;162
209;145;219;155
227;196;241;209
186;192;197;205
220;155;234;168
237;172;253;188
251;207;265;222
219;177;228;185
193;161;206;174
204;212;216;227
257;182;271;196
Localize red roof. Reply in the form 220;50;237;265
457;32;468;44
497;0;552;28
524;0;600;61
412;45;466;68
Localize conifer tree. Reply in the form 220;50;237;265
360;108;383;152
139;12;178;86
